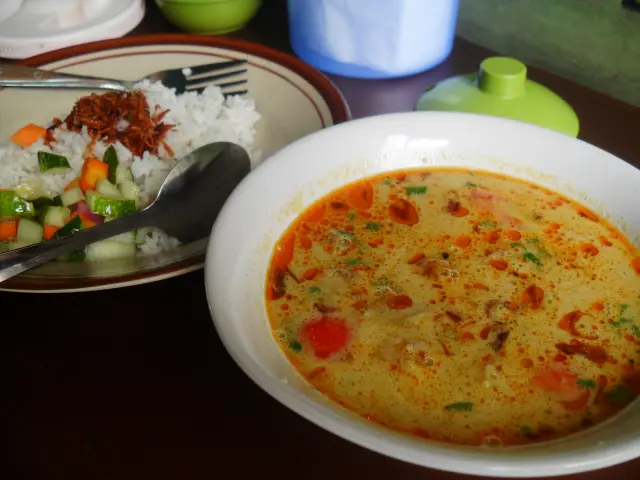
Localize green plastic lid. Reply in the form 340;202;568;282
416;57;579;137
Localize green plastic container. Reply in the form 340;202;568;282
155;0;262;35
416;57;579;137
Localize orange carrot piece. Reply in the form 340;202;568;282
455;235;471;248
43;224;60;240
299;235;312;250
346;182;374;210
273;232;296;270
79;157;109;192
580;243;599;257
630;257;640;276
407;252;425;264
505;230;522;241
10;124;47;148
301;267;320;281
522;284;544;309
388;199;419;225
485;230;501;244
64;178;80;191
302;203;326;223
488;259;508;271
0;220;18;241
302;316;350;359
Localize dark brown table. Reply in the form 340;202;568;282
2;1;639;479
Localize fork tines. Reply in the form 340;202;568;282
184;59;248;97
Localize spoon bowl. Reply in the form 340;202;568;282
0;141;251;283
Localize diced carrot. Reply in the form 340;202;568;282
345;182;374;210
532;365;579;396
302;203;326;223
386;293;413;310
65;178;80;191
301;316;350;359
631;257;640;276
485;230;501;244
522;284;544;309
407;252;425;264
505;230;522;241
299;235;312;250
301;267;320;281
43;224;59;240
0;220;18;241
472;282;489;291
488;259;508;270
78;157;109;192
273;232;295;270
388;199;419;226
10;123;47;148
580;243;599;256
70;212;96;229
455;235;471;248
591;301;604;312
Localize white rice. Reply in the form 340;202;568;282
0;82;261;255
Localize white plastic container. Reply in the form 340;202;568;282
288;0;459;79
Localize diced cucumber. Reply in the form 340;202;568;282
32;196;54;210
134;227;152;245
118;180;140;201
104;145;119;182
96;179;121;196
14;178;44;200
104;146;134;184
60;187;85;206
57;249;86;262
85;239;136;261
114;165;134;184
39;206;71;227
0;191;35;217
37;151;71;173
85;191;136;218
54;215;83;238
17;218;43;245
109;231;135;243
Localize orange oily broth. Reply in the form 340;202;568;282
265;168;640;446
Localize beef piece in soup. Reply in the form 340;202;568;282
265;168;640;446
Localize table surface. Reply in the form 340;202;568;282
2;1;640;479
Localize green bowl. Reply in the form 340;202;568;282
155;0;262;35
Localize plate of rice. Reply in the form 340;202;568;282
0;34;350;292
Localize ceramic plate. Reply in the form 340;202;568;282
0;34;350;292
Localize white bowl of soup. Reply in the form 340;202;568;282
205;112;640;477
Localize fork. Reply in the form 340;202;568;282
0;59;248;96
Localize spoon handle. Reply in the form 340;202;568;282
0;213;147;283
0;64;129;91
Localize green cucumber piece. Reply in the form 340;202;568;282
60;187;85;206
115;165;134;184
14;179;44;200
37;151;71;173
104;145;119;183
85;191;136;218
54;215;83;238
95;178;121;196
32;196;54;210
118;180;140;201
109;231;135;243
85;240;136;261
0;191;35;217
134;227;152;245
39;206;71;227
57;249;86;262
17;218;43;245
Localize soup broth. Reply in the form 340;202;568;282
265;168;640;446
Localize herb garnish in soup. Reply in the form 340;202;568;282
265;168;640;446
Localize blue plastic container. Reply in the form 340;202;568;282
288;0;459;79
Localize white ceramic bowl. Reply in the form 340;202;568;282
205;112;640;477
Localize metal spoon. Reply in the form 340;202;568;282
0;142;251;283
